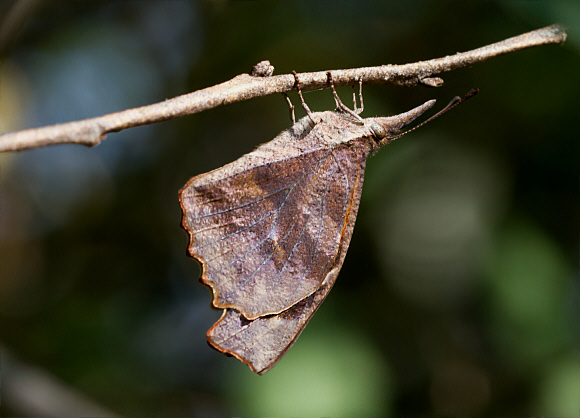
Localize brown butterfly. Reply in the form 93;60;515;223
179;72;476;374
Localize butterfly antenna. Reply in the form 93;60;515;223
391;88;479;140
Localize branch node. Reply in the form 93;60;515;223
250;60;275;77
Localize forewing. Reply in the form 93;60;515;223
206;144;368;374
180;140;360;319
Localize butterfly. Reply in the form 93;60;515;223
179;71;476;374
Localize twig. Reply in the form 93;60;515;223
0;24;566;153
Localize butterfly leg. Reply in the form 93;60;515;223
327;72;364;123
351;78;364;114
356;77;364;115
292;70;315;125
282;93;296;125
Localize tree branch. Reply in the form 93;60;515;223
0;24;566;153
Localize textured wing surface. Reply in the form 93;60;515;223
180;143;362;319
206;144;368;373
208;283;331;375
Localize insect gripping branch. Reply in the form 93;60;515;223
179;72;477;374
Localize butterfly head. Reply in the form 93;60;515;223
368;88;479;148
366;99;436;147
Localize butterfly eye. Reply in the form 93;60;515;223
370;123;386;140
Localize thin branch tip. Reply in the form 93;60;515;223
546;24;567;40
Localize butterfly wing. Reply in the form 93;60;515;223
206;143;367;374
208;281;334;375
179;117;370;320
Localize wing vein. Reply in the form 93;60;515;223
208;151;331;279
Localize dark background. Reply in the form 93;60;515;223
1;1;578;416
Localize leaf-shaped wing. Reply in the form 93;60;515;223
180;135;363;319
179;114;371;319
205;143;367;373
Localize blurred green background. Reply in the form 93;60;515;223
1;1;578;417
